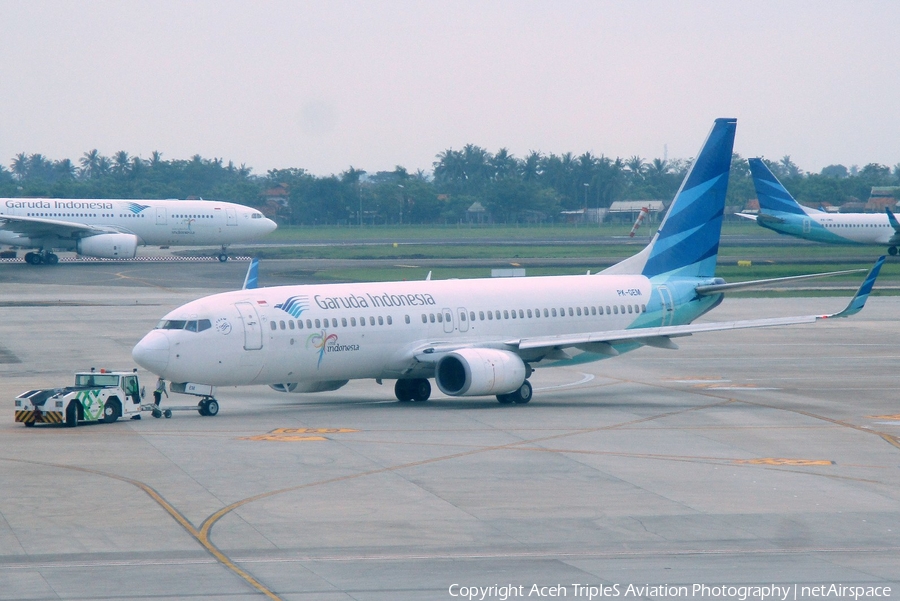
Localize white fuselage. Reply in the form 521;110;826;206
0;198;276;250
133;273;703;388
754;208;898;246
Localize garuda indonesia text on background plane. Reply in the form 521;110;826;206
739;158;900;255
133;119;884;411
0;198;276;264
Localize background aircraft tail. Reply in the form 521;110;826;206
603;118;736;279
748;158;820;216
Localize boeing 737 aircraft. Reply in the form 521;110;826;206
132;119;883;413
0;198;277;264
739;158;900;255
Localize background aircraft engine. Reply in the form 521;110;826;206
76;233;139;259
435;348;526;396
269;380;349;393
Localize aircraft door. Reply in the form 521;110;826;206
803;218;811;234
442;308;454;333
234;302;263;350
657;286;675;326
156;208;167;225
226;208;237;226
457;307;469;332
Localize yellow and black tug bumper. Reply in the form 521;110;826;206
16;410;64;426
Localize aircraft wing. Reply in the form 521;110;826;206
0;214;116;240
411;257;883;363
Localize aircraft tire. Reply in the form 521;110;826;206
411;379;431;402
45;253;59;265
512;381;532;404
26;252;42;265
198;400;208;416
218;253;228;262
394;380;413;402
205;399;219;416
890;247;898;256
496;394;514;404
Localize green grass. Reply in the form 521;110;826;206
192;220;899;294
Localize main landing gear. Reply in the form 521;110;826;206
218;245;229;262
394;379;432;402
24;251;59;265
497;381;533;405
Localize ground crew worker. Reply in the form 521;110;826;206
153;377;168;406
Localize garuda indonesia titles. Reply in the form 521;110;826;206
0;198;276;264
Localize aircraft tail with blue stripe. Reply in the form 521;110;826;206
748;158;821;217
603;118;736;280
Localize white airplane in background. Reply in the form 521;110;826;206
0;198;277;264
133;119;883;414
738;158;900;255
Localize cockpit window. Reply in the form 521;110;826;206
157;319;212;332
251;212;263;219
158;320;187;330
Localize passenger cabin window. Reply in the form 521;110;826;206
270;321;277;330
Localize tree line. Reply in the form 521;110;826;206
2;148;898;225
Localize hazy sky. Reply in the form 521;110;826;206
2;1;898;177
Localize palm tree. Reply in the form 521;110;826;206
54;158;77;180
521;151;542;182
80;149;101;179
10;153;28;180
625;155;646;179
491;148;518;180
113;151;131;175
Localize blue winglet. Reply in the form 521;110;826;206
242;258;260;290
826;256;884;318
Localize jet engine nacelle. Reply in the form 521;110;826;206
269;380;349;393
76;233;139;259
435;348;526;396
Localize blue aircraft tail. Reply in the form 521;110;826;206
748;158;817;216
603;118;736;279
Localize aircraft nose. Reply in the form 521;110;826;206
132;330;170;375
262;217;277;234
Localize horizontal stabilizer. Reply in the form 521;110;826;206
695;268;866;295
